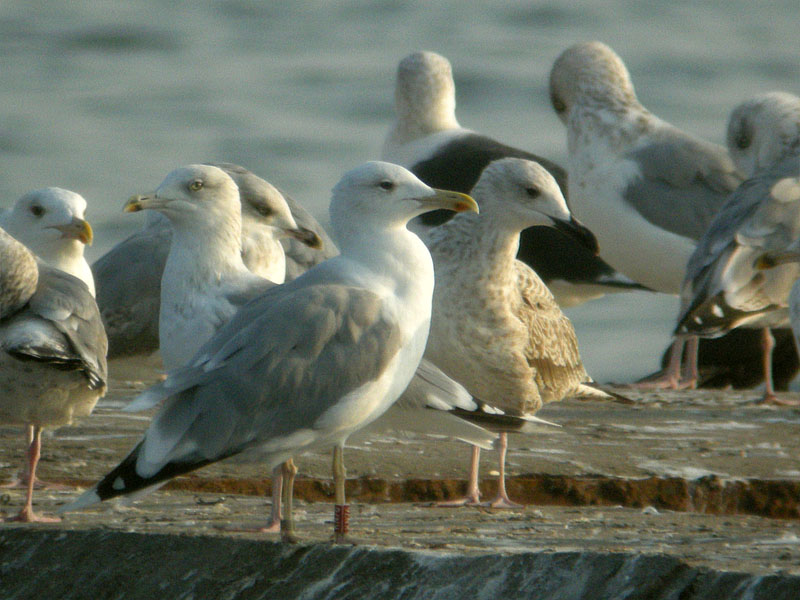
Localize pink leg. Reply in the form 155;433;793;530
436;445;482;507
4;426;60;523
259;464;283;533
681;336;699;389
630;338;694;389
483;433;523;509
2;425;68;490
280;459;299;543
758;328;800;406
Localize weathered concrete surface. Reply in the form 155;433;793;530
2;527;800;600
2;383;800;598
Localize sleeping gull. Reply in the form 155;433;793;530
1;188;96;491
92;163;329;367
1;188;95;296
549;41;744;388
424;158;610;508
0;228;107;522
61;161;478;542
383;50;645;308
676;92;800;404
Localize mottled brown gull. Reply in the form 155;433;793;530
61;162;478;543
424;157;608;507
0;228;107;522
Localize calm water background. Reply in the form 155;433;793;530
1;1;798;383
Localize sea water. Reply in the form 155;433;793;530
1;0;797;382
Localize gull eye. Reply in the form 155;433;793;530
254;203;273;217
188;179;204;192
379;180;395;191
735;131;750;150
525;187;540;198
30;205;45;217
551;93;567;114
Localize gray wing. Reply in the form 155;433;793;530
130;274;404;476
623;130;742;241
92;218;171;359
0;228;38;318
3;264;108;389
678;155;800;332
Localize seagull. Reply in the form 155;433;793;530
382;50;646;308
92;163;329;367
1;188;95;296
60;161;478;543
121;164;312;372
549;41;743;387
677;92;800;404
424;158;610;508
0;188;96;491
0;227;107;522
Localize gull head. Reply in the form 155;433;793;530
472;158;599;254
330;161;477;239
220;163;323;249
393;51;459;138
726;91;800;178
549;41;639;124
125;164;241;231
2;187;93;259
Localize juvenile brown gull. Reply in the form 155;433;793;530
424;157;608;507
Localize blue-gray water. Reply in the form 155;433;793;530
1;0;798;382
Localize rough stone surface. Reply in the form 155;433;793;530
2;382;800;598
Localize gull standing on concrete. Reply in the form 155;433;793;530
92;163;329;367
383;50;645;308
121;164;313;372
61;161;478;542
1;188;96;490
425;158;608;508
549;41;743;387
676;92;800;404
0;228;107;522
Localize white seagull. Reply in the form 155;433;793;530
92;163;329;367
677;92;800;404
549;41;743;388
60;162;478;543
0;227;107;522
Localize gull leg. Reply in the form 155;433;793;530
4;426;60;523
758;328;800;406
680;336;699;389
260;464;284;533
436;445;482;507
483;433;523;509
332;444;349;543
1;426;66;490
280;459;299;543
630;338;688;389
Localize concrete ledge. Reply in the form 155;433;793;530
2;529;799;600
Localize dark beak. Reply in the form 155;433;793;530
552;216;599;255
